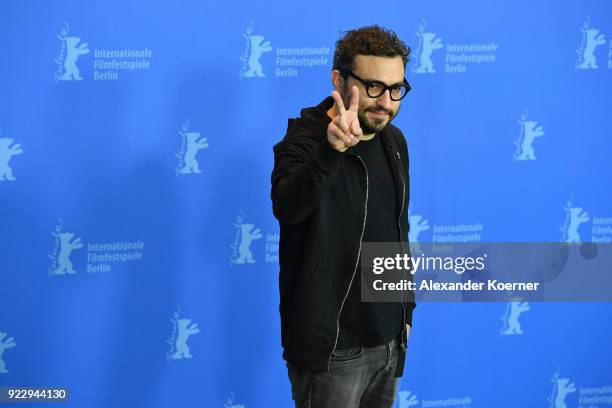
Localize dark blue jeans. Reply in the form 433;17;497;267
286;338;400;408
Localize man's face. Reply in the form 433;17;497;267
341;55;405;135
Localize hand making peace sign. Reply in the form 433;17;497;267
327;86;363;152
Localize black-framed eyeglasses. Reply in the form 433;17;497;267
338;67;411;101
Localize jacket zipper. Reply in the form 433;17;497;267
395;150;408;352
327;153;369;371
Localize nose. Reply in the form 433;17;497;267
377;89;392;108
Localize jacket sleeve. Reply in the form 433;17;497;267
397;128;417;325
271;125;346;226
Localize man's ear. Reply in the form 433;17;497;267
331;70;343;92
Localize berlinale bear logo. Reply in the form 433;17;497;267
175;118;209;175
240;21;272;79
576;17;607;70
230;211;263;265
514;110;544;162
0;135;23;181
561;196;590;243
414;20;443;74
167;307;201;361
55;23;90;82
0;332;16;374
500;299;530;336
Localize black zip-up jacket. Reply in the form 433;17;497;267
271;96;416;377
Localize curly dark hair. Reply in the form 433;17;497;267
333;25;410;71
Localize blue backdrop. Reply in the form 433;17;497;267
1;1;611;407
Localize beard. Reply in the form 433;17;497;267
358;106;397;134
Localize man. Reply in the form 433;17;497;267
271;25;416;407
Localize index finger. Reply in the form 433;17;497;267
348;85;359;112
331;90;346;115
